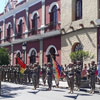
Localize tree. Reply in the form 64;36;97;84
70;50;94;62
0;48;10;65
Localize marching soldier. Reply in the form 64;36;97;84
32;64;38;90
88;61;97;94
47;62;53;90
75;61;82;91
67;63;74;94
41;64;47;85
37;62;41;87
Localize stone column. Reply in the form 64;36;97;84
2;20;5;43
39;0;45;66
41;0;46;34
12;15;16;41
11;44;14;65
25;8;29;38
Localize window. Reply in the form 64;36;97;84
30;50;36;64
47;47;56;64
7;24;11;39
50;5;58;28
75;0;82;20
16;52;21;64
18;19;23;34
72;43;83;52
32;13;38;33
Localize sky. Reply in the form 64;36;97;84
0;0;22;13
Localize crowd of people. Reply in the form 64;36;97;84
0;61;99;94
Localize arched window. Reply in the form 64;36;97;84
7;24;11;39
16;52;21;64
76;0;82;20
72;43;83;52
18;19;23;35
50;5;58;29
32;13;38;34
47;47;56;64
30;50;36;64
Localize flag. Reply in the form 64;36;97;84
16;57;26;74
52;58;62;80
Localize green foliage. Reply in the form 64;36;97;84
0;48;10;65
70;50;94;62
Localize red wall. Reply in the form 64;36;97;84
43;35;61;65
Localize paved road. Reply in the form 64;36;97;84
0;81;100;100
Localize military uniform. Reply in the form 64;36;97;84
75;64;82;91
47;64;53;90
67;64;74;94
41;64;47;85
32;65;38;89
88;64;96;94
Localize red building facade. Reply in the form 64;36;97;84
0;0;61;65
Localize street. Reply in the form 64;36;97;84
0;81;100;100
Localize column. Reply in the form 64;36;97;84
12;15;16;41
41;0;46;34
40;40;43;66
2;20;5;43
25;8;29;38
11;44;14;65
39;0;46;66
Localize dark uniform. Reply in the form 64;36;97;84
67;64;74;94
37;63;41;87
41;64;47;85
47;63;53;90
32;64;38;89
88;61;97;94
75;63;82;91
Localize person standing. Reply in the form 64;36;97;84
67;63;74;94
75;61;82;91
37;62;41;88
47;62;53;90
41;64;47;85
88;61;97;94
32;64;38;90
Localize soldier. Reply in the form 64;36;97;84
32;64;38;90
64;64;70;89
47;62;53;90
67;63;74;94
75;61;82;91
37;62;41;87
88;61;97;94
27;64;32;83
41;64;47;85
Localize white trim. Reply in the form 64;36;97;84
15;50;21;57
46;45;58;55
28;48;37;56
48;2;59;13
31;11;39;19
0;0;41;21
17;17;24;25
6;22;12;29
